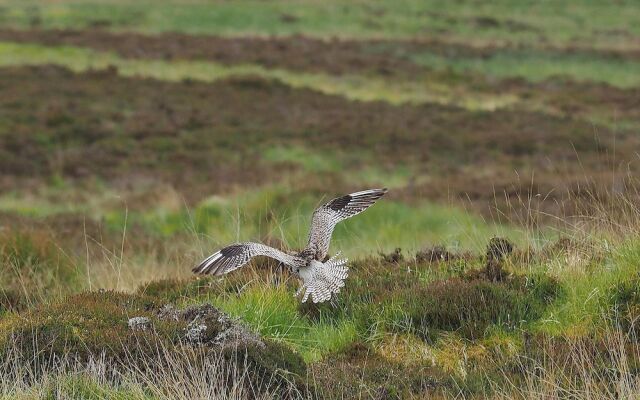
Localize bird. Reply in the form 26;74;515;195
193;188;388;303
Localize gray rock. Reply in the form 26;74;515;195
128;316;151;331
185;321;208;344
156;303;264;348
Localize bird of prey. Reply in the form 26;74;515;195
193;188;388;303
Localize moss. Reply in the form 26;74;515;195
0;291;171;366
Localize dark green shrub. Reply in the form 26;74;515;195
403;278;526;340
402;272;562;340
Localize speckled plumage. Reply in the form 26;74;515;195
193;188;387;303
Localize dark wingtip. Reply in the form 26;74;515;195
192;253;215;275
192;263;205;274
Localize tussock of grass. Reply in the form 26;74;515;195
535;239;640;335
0;230;82;311
0;347;305;400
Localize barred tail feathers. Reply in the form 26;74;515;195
298;255;349;303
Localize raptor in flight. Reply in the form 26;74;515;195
193;188;388;303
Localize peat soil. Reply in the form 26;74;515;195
1;64;638;221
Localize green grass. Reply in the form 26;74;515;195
263;146;345;174
262;145;424;190
1;0;639;50
413;50;640;88
532;239;640;335
0;376;154;400
125;185;525;257
44;376;153;400
0;183;525;258
205;284;358;362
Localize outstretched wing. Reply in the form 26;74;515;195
193;242;304;276
305;188;387;260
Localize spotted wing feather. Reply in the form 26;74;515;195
193;242;303;276
305;188;387;260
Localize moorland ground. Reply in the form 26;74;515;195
1;1;640;398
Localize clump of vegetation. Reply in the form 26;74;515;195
404;272;561;340
300;240;561;343
486;237;514;261
610;274;640;334
415;245;467;263
0;230;82;310
0;291;163;364
311;341;449;399
379;247;404;264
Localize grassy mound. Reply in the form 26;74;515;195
404;272;561;340
0;290;307;396
299;243;562;341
